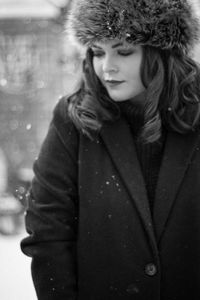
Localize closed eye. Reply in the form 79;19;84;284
118;50;134;56
91;48;135;58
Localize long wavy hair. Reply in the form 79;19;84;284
68;45;200;143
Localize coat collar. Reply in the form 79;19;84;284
100;117;158;255
153;129;199;243
100;117;199;249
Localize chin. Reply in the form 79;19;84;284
109;95;133;102
108;92;130;102
108;89;145;102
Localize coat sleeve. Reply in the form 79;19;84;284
21;97;79;300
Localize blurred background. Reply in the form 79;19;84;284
0;1;200;299
0;0;81;299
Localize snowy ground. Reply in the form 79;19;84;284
1;224;37;300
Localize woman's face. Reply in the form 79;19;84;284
92;39;145;102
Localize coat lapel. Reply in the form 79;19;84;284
100;118;158;254
153;130;199;243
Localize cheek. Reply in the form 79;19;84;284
128;58;143;83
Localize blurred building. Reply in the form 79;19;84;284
0;0;80;204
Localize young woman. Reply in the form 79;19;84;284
21;0;200;299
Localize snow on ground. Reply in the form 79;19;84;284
1;225;37;300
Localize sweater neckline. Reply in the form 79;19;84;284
118;99;145;138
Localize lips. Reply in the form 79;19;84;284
105;79;125;87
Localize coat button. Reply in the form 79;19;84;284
145;263;157;276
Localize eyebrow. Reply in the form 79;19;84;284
92;42;124;49
112;42;123;49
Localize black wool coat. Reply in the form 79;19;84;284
21;97;200;300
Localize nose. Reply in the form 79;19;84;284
102;55;118;74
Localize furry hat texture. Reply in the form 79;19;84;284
66;0;200;53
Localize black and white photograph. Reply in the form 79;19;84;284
1;1;200;299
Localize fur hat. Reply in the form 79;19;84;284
66;0;200;53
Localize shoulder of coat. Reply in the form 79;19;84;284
52;94;80;140
53;95;70;121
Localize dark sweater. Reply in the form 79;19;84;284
118;100;166;211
